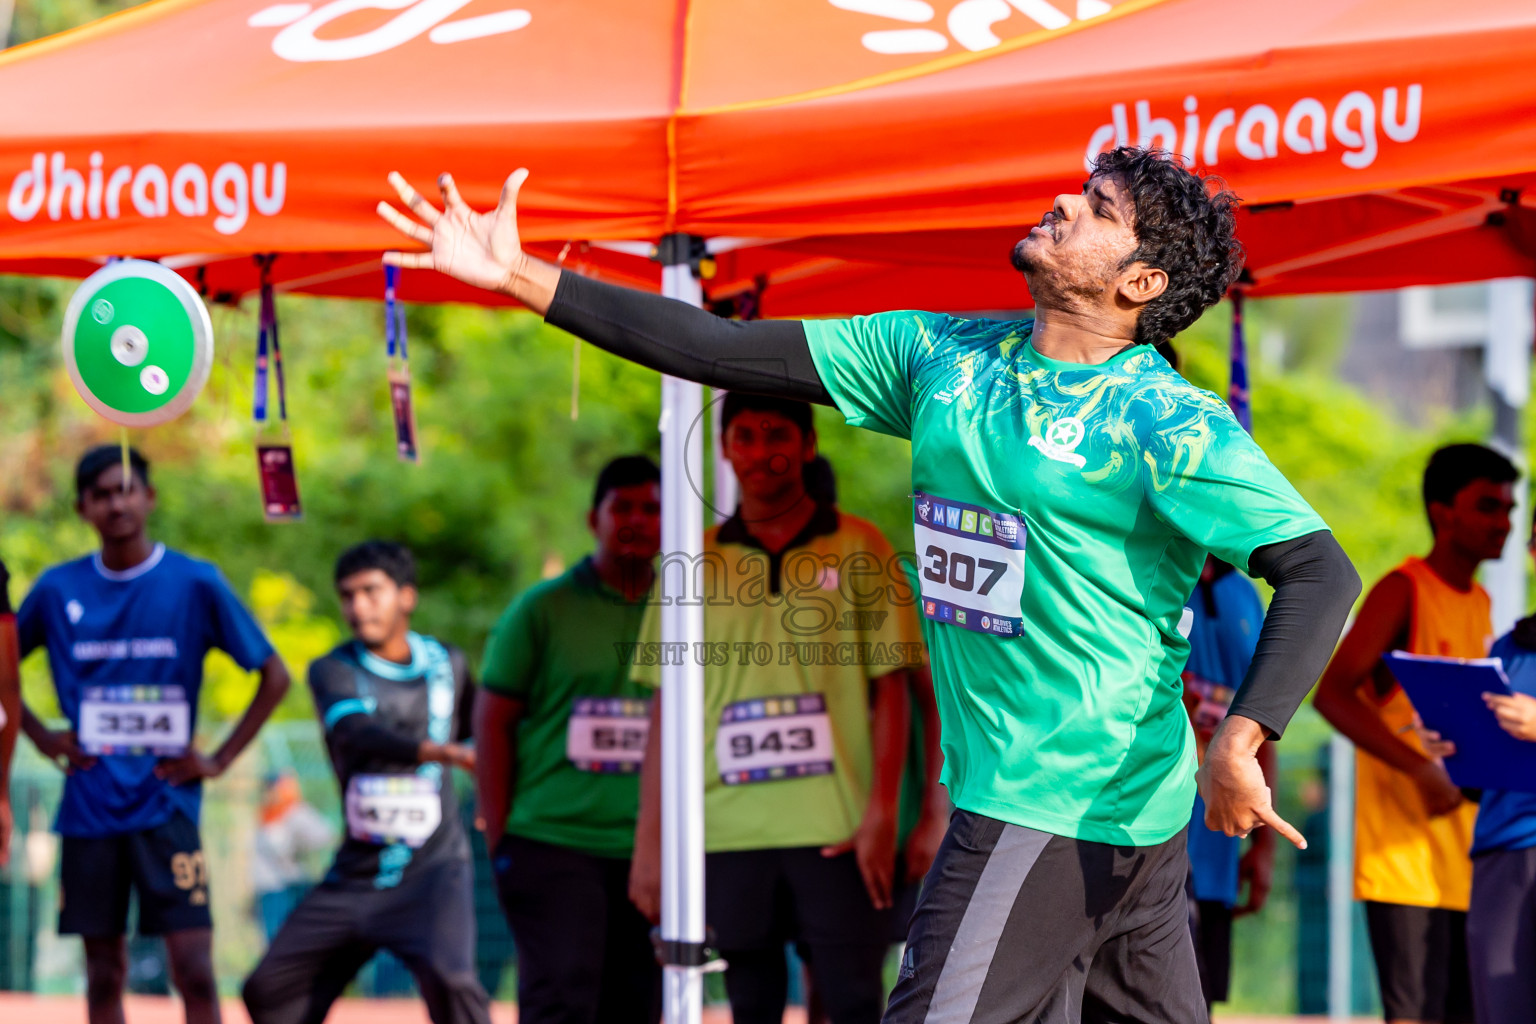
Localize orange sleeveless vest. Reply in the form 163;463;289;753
1352;557;1488;909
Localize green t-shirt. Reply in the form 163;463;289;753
805;313;1328;845
480;557;651;858
632;506;926;853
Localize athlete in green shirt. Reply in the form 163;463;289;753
382;146;1361;1023
475;456;662;1024
627;394;925;1024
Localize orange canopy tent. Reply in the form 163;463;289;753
0;0;1533;312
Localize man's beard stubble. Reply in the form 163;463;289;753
1009;238;1036;275
1010;238;1105;313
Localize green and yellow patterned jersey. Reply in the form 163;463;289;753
632;508;925;853
805;312;1328;845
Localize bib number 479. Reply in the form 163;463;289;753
358;805;428;827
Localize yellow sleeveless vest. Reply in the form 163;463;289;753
1352;557;1488;909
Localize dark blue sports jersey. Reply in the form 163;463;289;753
16;545;273;837
1184;567;1265;906
1473;631;1536;856
309;633;474;888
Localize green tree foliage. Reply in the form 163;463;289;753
1176;296;1482;596
6;0;143;47
0;276;918;720
2;277;1486;727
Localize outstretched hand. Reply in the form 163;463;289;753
377;170;559;313
1195;715;1307;850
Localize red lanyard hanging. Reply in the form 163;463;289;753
254;255;302;521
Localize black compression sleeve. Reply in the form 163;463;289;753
1227;530;1361;739
544;271;832;404
330;714;421;764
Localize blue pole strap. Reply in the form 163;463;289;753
385;266;408;363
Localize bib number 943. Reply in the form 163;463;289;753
728;725;817;759
716;694;834;785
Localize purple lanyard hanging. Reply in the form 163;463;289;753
254;256;288;425
1228;291;1252;434
385;265;420;462
252;255;302;520
385;265;408;364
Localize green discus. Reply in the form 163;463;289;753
61;260;214;426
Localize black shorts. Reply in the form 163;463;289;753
243;855;490;1024
1364;901;1474;1024
707;845;892;1024
59;812;211;937
1191;899;1234;1005
1468;847;1536;1024
885;810;1207;1024
492;835;659;1024
707;845;893;951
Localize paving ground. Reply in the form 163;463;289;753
0;994;1377;1023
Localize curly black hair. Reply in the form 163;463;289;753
1091;147;1244;346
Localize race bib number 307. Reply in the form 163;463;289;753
78;685;191;756
913;492;1026;638
567;696;651;774
716;693;834;785
345;774;441;847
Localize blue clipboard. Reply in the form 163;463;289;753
1382;651;1536;793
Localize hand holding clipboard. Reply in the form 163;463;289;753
1483;691;1536;743
1382;652;1536;794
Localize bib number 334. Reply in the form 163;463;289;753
913;491;1026;638
78;685;192;756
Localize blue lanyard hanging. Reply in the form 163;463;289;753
385;265;408;365
252;254;302;520
254;256;287;426
1227;290;1251;434
385;265;420;462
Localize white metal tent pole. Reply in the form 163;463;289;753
659;246;707;1024
1483;277;1535;635
1327;733;1355;1020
